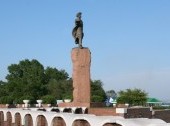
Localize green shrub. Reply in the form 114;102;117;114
41;95;56;104
63;94;73;100
0;96;13;104
14;96;35;104
91;95;104;102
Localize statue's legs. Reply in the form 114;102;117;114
78;33;83;48
79;39;82;48
76;30;83;48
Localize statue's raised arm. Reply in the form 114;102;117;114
72;12;84;48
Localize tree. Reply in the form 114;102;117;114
0;59;72;104
91;80;106;102
44;67;69;82
0;81;10;102
3;59;47;103
106;90;117;99
117;88;148;106
0;81;8;97
45;67;72;100
0;59;107;104
46;79;73;100
0;96;13;104
41;95;56;104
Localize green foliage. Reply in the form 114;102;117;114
0;96;13;104
0;59;106;104
91;80;106;102
91;95;104;102
47;79;73;100
15;96;35;104
63;93;73;100
117;88;148;106
0;81;8;97
106;90;117;99
41;95;56;104
0;59;71;104
4;59;46;101
45;67;69;82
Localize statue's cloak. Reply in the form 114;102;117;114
72;26;79;44
72;26;84;44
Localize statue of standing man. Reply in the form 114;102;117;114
72;12;84;49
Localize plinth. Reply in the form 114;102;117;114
72;47;91;104
58;47;91;107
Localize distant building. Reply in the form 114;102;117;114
147;98;162;106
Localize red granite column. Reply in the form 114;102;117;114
71;47;91;104
58;47;91;107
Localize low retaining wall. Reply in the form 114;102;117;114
154;110;170;123
88;108;118;116
125;107;152;118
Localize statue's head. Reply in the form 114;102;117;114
76;12;82;18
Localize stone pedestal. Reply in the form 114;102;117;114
58;47;91;107
72;47;91;104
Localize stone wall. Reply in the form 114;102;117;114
0;104;6;108
154;110;170;123
88;108;118;116
125;107;152;118
90;102;106;108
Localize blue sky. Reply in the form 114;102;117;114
0;1;170;100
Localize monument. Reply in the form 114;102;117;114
71;12;91;106
59;12;91;107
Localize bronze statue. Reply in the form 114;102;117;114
72;12;84;48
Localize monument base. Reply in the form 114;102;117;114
59;47;91;108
